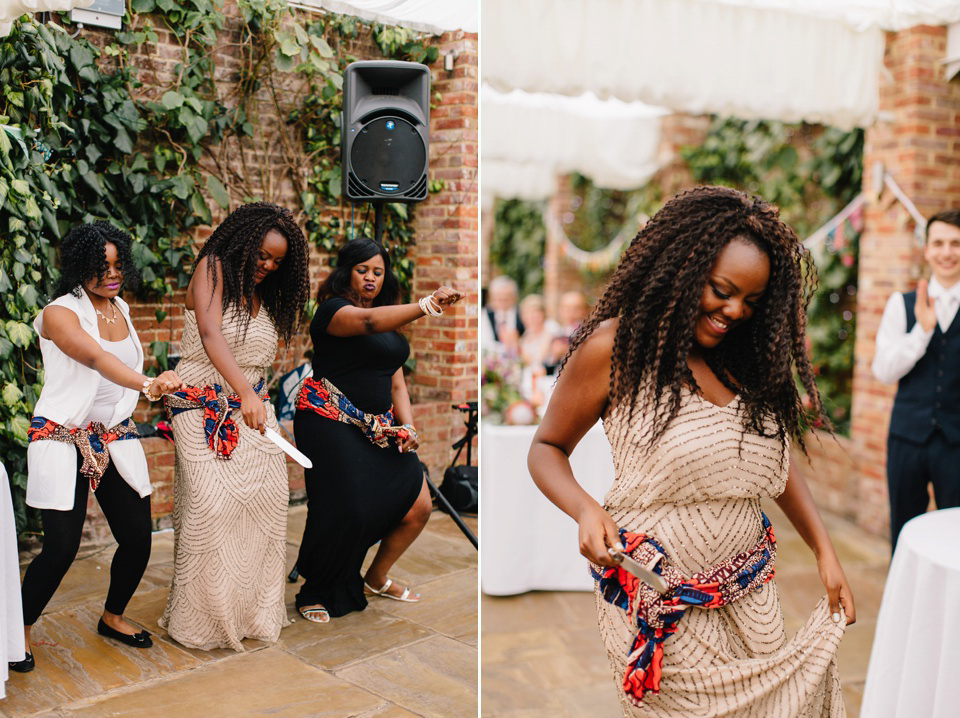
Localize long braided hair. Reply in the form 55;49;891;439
55;221;142;299
564;185;825;454
195;202;311;341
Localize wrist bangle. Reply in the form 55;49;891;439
418;295;443;317
141;379;159;402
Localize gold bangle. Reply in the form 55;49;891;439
141;379;159;402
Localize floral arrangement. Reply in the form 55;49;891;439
481;351;530;424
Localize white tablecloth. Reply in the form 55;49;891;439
861;507;960;717
480;422;615;595
1;464;25;698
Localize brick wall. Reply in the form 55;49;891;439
405;30;480;476
850;24;960;537
73;7;477;539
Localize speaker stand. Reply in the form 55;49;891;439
374;202;385;245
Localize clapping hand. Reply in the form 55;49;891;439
916;279;937;333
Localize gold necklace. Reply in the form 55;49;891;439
95;301;118;325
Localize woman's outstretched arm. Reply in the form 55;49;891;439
528;319;621;567
326;287;463;337
775;461;857;624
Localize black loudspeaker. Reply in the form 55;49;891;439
341;60;430;202
438;466;478;515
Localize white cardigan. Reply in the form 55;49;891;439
26;291;151;510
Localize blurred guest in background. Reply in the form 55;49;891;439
518;294;559;368
482;276;524;352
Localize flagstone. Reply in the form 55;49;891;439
60;648;386;718
336;635;477;718
371;569;478;645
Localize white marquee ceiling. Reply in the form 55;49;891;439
302;0;477;34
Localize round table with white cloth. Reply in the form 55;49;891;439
480;421;614;595
1;463;25;698
861;507;960;717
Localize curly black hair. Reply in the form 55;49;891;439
317;238;400;307
564;185;825;455
54;221;142;299
195;202;311;341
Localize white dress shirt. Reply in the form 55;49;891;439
872;277;960;385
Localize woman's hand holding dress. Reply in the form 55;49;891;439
817;548;857;625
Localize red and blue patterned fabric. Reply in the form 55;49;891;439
163;379;267;459
296;376;409;449
592;513;777;706
28;416;140;491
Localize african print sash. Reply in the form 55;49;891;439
163;379;268;459
295;376;410;448
592;513;777;706
28;416;139;491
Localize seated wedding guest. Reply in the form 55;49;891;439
482;276;524;352
518;294;560;368
12;222;185;674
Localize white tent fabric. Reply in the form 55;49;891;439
702;0;960;31
481;160;557;209
481;86;667;204
299;0;477;34
482;0;885;129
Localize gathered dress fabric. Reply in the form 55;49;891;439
160;306;288;651
293;297;423;617
598;388;846;717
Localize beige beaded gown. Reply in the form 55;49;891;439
598;388;846;717
160;306;288;651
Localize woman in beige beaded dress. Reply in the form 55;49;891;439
160;203;310;651
529;187;856;717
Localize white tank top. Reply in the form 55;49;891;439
84;333;140;425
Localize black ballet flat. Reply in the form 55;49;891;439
97;618;153;648
8;652;34;673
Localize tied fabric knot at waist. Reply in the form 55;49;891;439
295;376;410;448
28;416;139;491
591;513;777;706
163;379;268;459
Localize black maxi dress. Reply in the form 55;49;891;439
293;297;424;616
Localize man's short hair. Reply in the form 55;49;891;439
488;275;519;296
925;209;960;240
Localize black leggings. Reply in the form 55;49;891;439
20;451;152;625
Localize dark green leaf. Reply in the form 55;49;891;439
206;175;229;208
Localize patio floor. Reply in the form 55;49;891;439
481;499;891;717
3;505;478;718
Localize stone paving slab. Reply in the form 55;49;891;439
2;603;204;718
279;605;433;671
60;648;388;717
372;569;479;646
336;635;478;718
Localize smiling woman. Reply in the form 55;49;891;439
528;186;856;716
158;203;311;651
12;222;185;674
